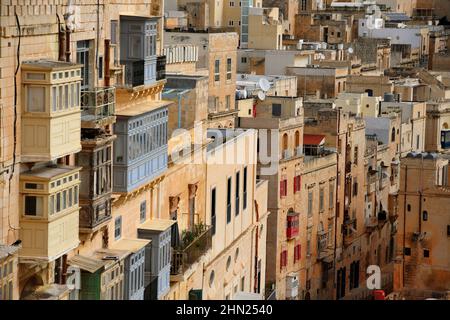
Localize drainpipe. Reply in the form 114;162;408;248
65;28;71;62
333;107;341;299
254;199;260;293
105;39;111;86
57;14;65;62
402;165;408;289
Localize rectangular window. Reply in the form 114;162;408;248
308;192;313;217
319;188;324;212
211;187;217;232
280;250;287;269
280;179;287;197
227;58;232;80
294;175;301;193
115;216;122;240
329;183;334;209
353;178;358;197
214;59;220;82
52;86;57;111
27;87;45;112
140;201;146;223
235;171;240;216
354;146;358;165
77;40;91;89
49;195;55;215
404;247;411;256
416;135;420;150
98;56;103;80
227;177;232;223
226;95;231;111
294;244;301;262
111;20;118;44
24;196;43;217
272;104;282;117
243;167;248;210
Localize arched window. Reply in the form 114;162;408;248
391;127;396;142
295;131;300;148
283;133;288;150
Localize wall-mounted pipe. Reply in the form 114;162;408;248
104;39;111;86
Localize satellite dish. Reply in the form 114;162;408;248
257;91;266;101
258;78;271;92
348;47;354;54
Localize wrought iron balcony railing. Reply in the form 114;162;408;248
171;225;212;276
81;87;115;127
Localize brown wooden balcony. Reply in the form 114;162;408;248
171;225;212;277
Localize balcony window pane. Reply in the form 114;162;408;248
52;86;57;111
49;195;54;215
68;188;73;207
74;186;79;204
76;83;80;105
59;86;63;110
27;87;45;112
62;190;67;210
56;193;61;212
64;85;69;109
71;83;75;108
24;196;43;216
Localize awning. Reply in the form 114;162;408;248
110;238;151;254
303;134;326;145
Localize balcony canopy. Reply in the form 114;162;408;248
303;134;326;146
139;219;176;232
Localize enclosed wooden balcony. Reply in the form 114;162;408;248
21;60;82;162
19;165;81;261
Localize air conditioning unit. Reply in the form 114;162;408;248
286;273;299;299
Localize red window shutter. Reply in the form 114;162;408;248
294;175;301;192
280;250;287;269
293;177;297;193
280;179;287;197
298;244;301;260
280;180;284;197
284;250;288;267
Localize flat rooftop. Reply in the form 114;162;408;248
116;100;172;117
20;165;81;180
22;59;82;71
